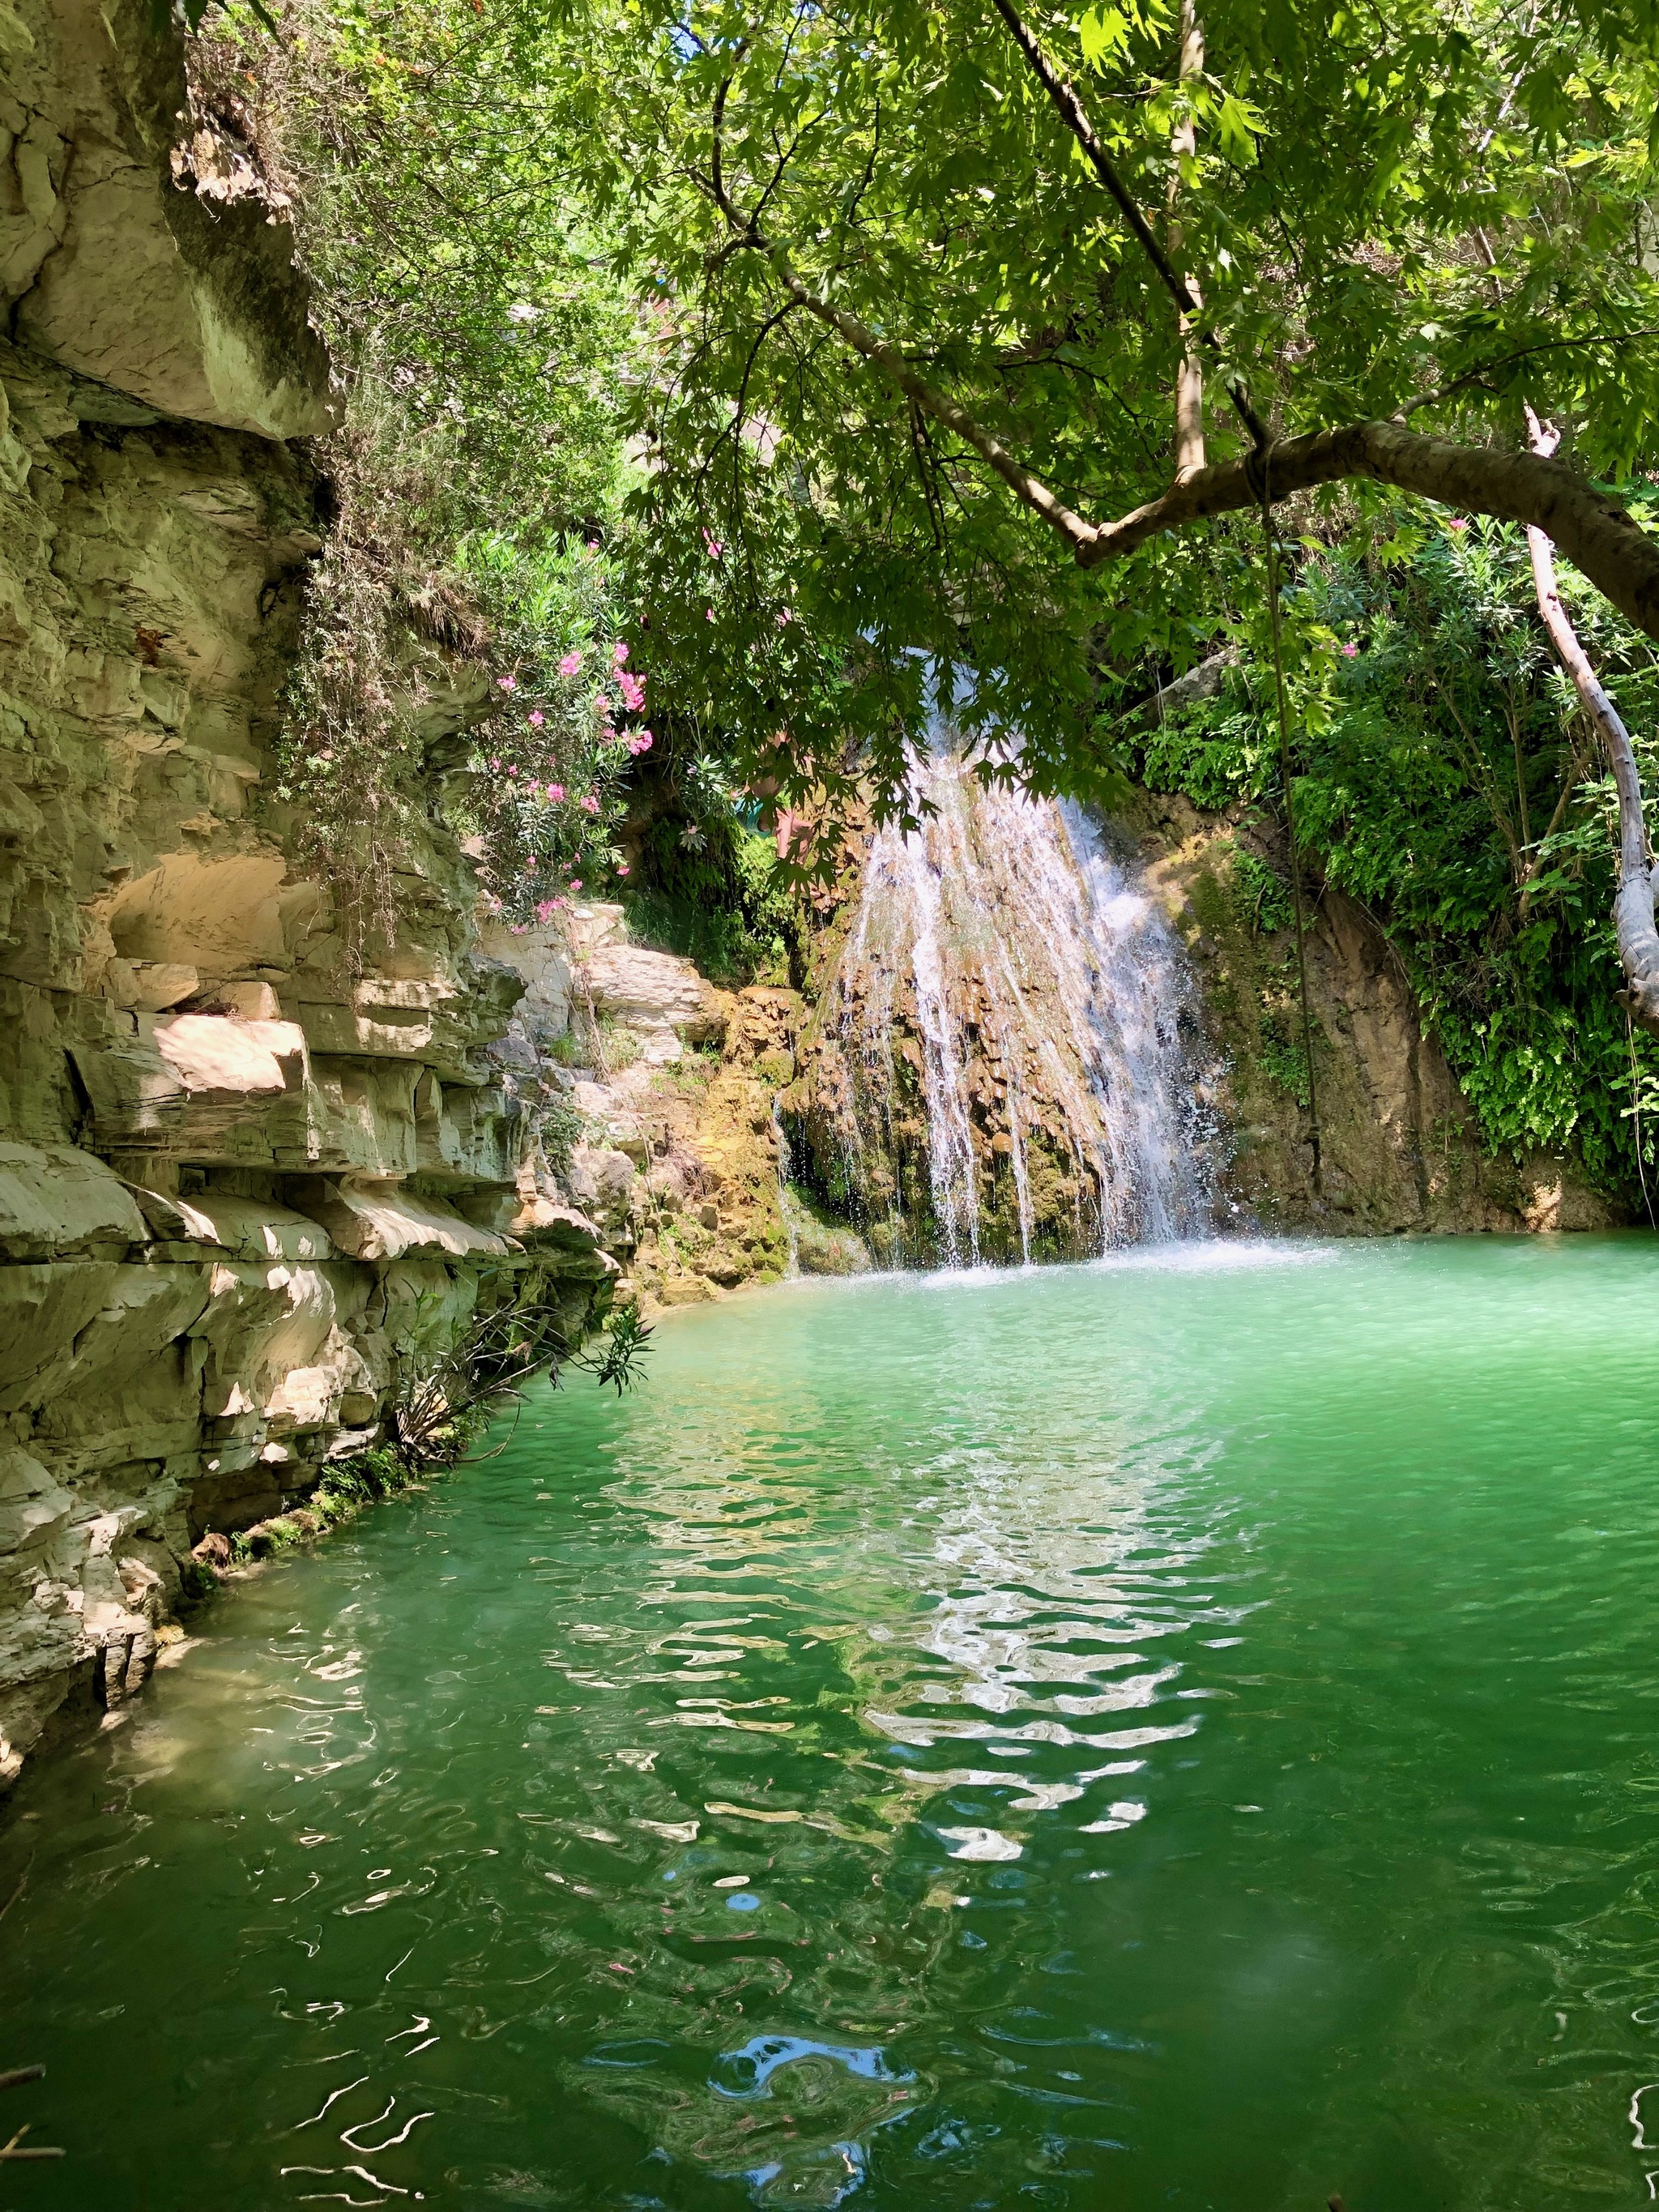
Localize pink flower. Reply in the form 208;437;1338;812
1448;517;1468;532
703;530;723;560
497;674;517;692
535;899;557;923
528;709;545;728
505;763;518;776
777;608;793;626
586;540;599;553
582;793;600;813
557;651;583;677
488;756;501;769
706;609;715;622
616;862;629;876
510;923;528;935
619;673;646;711
1341;642;1358;657
569;878;582;892
612;641;629;666
595;694;613;720
548;783;565;802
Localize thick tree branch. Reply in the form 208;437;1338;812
1080;421;1659;648
693;79;1659;655
1523;407;1659;1034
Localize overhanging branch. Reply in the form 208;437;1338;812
688;73;1659;651
1080;421;1659;647
696;81;1101;556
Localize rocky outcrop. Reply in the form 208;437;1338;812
1135;790;1623;1233
0;0;616;1787
484;903;863;1305
784;767;1620;1251
785;766;1216;1266
0;0;331;437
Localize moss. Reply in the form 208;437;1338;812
1185;859;1237;940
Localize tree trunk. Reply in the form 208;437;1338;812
1523;409;1659;1035
1167;0;1205;480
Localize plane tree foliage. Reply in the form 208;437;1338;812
509;0;1659;813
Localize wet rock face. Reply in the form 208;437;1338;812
788;756;1219;1268
1131;790;1625;1234
0;3;615;1788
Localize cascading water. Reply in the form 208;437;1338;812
791;724;1218;1267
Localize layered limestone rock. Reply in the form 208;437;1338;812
484;903;863;1307
0;0;618;1787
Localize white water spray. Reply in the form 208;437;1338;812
803;722;1216;1265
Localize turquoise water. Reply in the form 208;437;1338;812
5;1236;1659;2209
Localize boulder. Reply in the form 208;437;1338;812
583;944;727;1063
0;1140;147;1258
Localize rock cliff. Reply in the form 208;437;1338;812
0;0;618;1786
484;902;867;1308
1132;789;1623;1233
783;773;1620;1250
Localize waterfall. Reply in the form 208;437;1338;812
793;731;1218;1268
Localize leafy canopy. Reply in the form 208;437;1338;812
508;0;1659;811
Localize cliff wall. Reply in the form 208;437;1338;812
0;0;616;1786
1133;790;1623;1233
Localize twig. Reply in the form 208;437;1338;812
988;0;1269;448
1395;327;1659;422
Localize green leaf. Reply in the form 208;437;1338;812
1077;6;1128;70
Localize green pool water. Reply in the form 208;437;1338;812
6;1236;1659;2210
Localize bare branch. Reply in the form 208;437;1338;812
1523;405;1659;1032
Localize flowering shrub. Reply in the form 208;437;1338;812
459;537;651;928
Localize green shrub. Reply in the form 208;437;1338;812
1124;512;1659;1198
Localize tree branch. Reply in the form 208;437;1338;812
1168;0;1205;479
1078;421;1659;650
690;66;1659;658
693;123;1102;554
988;0;1269;448
1522;405;1659;1032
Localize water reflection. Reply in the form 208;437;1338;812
6;1243;1659;2209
